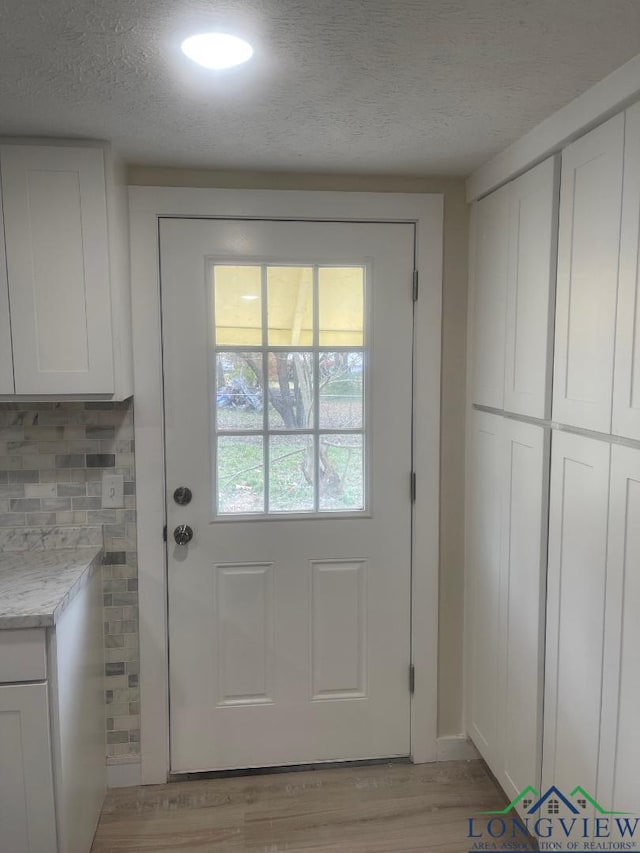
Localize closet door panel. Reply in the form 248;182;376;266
613;103;640;440
543;431;611;794
499;420;549;800
504;156;559;419
553;115;624;432
470;185;510;409
599;445;640;813
466;411;504;770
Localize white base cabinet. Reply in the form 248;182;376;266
0;566;105;853
0;141;132;399
466;411;549;800
544;435;640;815
543;430;611;795
0;683;57;853
600;444;640;812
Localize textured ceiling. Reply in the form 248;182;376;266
1;0;640;175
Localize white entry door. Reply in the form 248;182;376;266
161;218;415;772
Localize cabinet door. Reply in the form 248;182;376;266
499;419;549;802
0;193;15;393
470;184;510;409
552;115;624;433
613;103;640;440
599;444;640;813
504;156;559;419
543;431;611;795
0;145;114;394
0;682;57;853
466;410;504;769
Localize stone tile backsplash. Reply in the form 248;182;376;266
0;400;139;765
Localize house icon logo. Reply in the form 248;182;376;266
467;783;638;851
478;784;631;817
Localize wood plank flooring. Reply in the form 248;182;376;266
91;759;519;852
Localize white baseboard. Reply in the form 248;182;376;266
107;761;142;788
436;735;480;762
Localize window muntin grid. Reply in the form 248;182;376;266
211;263;367;517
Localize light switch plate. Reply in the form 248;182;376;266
102;473;124;508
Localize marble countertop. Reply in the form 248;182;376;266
0;547;103;629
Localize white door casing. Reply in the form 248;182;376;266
161;218;415;771
129;188;442;784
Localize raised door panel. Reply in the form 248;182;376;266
552;115;624;433
504;156;559;419
470;184;510;409
543;431;611;795
0;194;15;393
599;445;640;814
613;103;640;440
466;410;504;770
499;420;549;802
0;683;57;853
0;145;114;395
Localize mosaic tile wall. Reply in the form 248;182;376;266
0;400;139;765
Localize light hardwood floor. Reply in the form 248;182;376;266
91;759;522;852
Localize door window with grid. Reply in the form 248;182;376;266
212;263;366;516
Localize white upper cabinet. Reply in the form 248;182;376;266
553;115;624;433
613;103;640;441
0;143;132;399
466;410;504;769
470;156;559;416
498;419;548;804
470;183;510;409
504;156;560;419
0;194;14;394
543;430;611;796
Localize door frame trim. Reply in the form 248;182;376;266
129;187;443;783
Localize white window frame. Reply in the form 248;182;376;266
129;187;443;783
211;258;370;520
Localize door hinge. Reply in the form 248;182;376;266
412;269;419;302
163;524;167;543
409;664;416;694
410;471;417;503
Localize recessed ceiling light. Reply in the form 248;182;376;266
181;32;254;70
241;294;259;301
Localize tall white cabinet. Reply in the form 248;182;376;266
466;154;558;795
467;99;640;821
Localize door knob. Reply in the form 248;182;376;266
174;524;193;546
